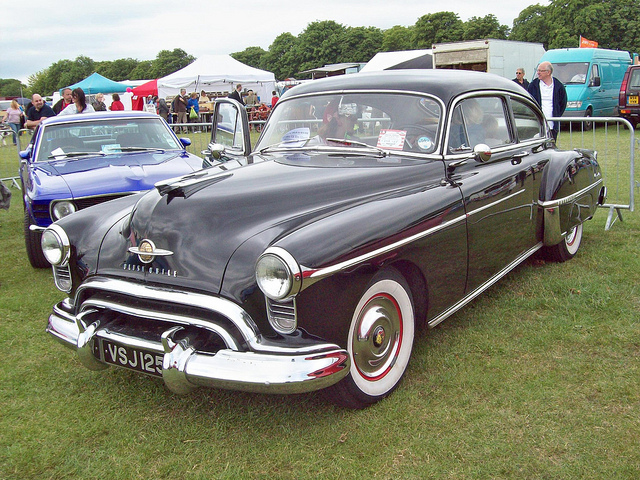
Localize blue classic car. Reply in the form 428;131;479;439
20;111;209;267
43;71;606;408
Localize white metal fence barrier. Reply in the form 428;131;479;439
2;119;634;232
550;117;636;230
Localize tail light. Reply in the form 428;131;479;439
619;70;630;107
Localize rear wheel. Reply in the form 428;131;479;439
544;223;583;262
325;267;415;409
24;209;48;268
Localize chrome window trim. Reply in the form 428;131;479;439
443;91;539;160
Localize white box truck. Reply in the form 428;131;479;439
432;39;546;84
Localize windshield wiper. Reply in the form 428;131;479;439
118;147;166;153
325;138;388;157
48;151;106;159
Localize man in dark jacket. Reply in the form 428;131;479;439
52;88;73;114
228;84;245;105
528;61;567;140
512;68;529;89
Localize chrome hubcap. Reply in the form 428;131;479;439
352;294;402;380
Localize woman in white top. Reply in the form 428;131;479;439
58;88;95;115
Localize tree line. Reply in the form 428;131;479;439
2;0;639;98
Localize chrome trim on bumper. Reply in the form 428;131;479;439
46;277;350;395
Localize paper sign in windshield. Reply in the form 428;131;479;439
102;144;122;153
281;127;310;147
377;129;406;150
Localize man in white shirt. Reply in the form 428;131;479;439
527;61;567;140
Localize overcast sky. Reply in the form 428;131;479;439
1;0;546;84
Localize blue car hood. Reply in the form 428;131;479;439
36;151;202;199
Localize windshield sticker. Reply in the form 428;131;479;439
281;127;310;147
417;137;433;151
377;129;407;150
102;144;122;153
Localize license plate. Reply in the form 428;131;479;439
95;339;163;377
629;95;639;105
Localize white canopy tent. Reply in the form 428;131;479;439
360;49;433;73
157;55;276;103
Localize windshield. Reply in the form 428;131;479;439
552;62;590;85
35;117;183;162
255;93;442;154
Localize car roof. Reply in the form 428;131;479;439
41;110;160;126
281;69;527;105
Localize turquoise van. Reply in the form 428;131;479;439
538;48;631;123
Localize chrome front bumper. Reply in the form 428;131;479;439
47;277;350;395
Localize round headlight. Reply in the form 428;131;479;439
255;248;301;301
41;225;70;266
52;201;76;220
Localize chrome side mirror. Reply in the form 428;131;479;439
202;143;225;160
473;144;491;163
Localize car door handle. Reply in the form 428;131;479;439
511;151;529;165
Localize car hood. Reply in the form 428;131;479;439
100;154;442;294
34;151;202;199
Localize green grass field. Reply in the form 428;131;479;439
1;128;639;479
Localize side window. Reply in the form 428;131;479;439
630;69;640;88
511;98;545;141
447;96;512;153
590;64;600;85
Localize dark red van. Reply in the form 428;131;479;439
619;65;640;128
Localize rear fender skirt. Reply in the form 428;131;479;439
540;178;603;246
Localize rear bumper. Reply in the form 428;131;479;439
47;278;350;395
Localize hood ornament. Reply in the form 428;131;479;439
128;239;173;264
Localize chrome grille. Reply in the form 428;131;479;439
53;265;72;292
266;298;297;333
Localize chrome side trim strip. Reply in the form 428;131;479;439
302;212;467;286
427;242;543;328
466;190;525;218
538;179;603;208
302;190;525;287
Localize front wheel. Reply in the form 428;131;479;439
544;223;583;262
583;108;593;131
24;209;49;268
325;267;415;409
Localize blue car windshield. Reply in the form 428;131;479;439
35;117;183;162
255;92;442;155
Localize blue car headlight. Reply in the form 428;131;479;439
51;200;77;220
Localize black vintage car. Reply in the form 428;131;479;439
44;70;606;408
